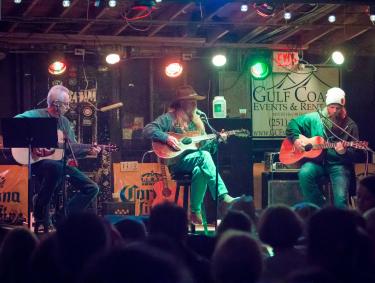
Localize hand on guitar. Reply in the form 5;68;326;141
87;144;102;156
166;135;181;151
32;148;55;158
334;141;346;155
219;129;228;143
293;138;306;152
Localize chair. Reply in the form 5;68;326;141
171;172;208;235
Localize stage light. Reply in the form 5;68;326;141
248;54;271;79
14;0;22;3
48;59;67;75
254;3;275;18
328;15;336;23
106;53;120;64
284;11;291;20
331;51;345;65
108;0;116;7
369;6;375;23
62;0;70;7
165;62;183;78
241;4;248;12
212;54;227;67
155;0;162;2
94;0;101;7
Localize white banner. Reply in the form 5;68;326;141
251;67;339;138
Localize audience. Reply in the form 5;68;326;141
356;175;375;214
211;230;263;283
0;227;38;283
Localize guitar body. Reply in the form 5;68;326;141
279;136;324;165
152;132;201;165
11;130;64;165
152;179;183;207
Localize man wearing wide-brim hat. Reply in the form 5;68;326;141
285;87;363;208
143;85;238;224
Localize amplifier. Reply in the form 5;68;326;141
102;201;135;216
271;162;299;172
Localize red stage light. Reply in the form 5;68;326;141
165;62;183;78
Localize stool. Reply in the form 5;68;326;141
171;172;208;235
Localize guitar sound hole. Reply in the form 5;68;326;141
181;137;192;145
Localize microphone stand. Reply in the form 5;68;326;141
199;111;224;230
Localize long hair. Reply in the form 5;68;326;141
168;101;205;134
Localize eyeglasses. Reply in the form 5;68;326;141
54;100;70;108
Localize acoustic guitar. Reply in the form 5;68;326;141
11;129;118;165
279;135;368;165
152;163;182;207
152;129;250;165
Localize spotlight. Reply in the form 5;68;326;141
249;54;271;80
328;15;336;23
254;3;275;18
155;0;162;2
14;0;22;3
370;6;375;23
48;52;67;75
108;0;116;7
165;62;183;78
284;12;291;20
106;53;120;64
212;54;227;67
241;4;248;12
331;51;345;65
62;0;70;7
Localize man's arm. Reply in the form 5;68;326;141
142;113;172;143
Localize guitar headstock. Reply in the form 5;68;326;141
234;129;251;138
352;141;369;150
102;144;119;152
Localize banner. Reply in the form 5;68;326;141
0;165;28;224
251;67;339;138
113;162;182;216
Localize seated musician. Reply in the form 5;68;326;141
15;85;101;229
285;87;362;208
143;85;238;224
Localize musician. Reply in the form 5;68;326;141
286;87;361;208
15;85;101;228
143;85;238;224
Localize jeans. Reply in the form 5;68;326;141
298;161;352;208
32;159;99;222
170;150;228;212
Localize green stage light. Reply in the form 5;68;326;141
250;60;270;79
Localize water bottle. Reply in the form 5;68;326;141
212;96;227;118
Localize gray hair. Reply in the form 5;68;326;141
47;85;70;107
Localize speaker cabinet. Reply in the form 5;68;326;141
261;171;303;207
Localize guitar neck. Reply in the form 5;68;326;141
159;163;168;187
190;130;240;143
317;141;356;149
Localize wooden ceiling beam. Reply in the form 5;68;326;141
8;0;42;33
44;0;80;34
148;3;195;37
78;7;110;35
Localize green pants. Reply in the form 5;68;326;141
170;150;228;212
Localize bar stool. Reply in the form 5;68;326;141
171;172;208;235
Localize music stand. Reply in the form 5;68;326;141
1;118;58;227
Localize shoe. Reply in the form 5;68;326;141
190;211;203;225
219;194;246;215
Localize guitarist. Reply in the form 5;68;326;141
143;85;238;224
15;85;101;229
285;87;362;208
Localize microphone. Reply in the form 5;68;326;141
196;109;206;116
99;102;123;112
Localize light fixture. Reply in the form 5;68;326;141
108;0;116;7
165;62;183;78
62;0;70;7
284;11;291;20
212;54;227;67
328;15;336;23
369;6;375;23
94;0;101;7
14;0;22;3
248;53;271;79
155;0;162;2
106;53;121;64
331;51;345;65
241;4;248;12
48;52;67;75
254;3;275;18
